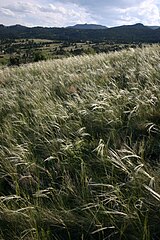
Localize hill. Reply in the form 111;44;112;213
116;23;148;29
147;26;160;30
1;46;160;239
0;23;160;43
67;23;107;29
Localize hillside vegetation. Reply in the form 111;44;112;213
1;45;160;240
0;24;160;43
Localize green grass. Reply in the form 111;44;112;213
1;45;160;239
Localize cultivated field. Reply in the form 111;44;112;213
1;45;160;239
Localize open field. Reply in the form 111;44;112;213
1;45;160;239
0;38;139;66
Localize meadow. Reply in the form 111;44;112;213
1;45;160;239
0;38;137;66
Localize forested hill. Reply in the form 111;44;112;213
0;23;160;43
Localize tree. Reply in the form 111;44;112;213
33;51;47;62
9;56;20;66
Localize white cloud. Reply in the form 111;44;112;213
0;0;159;27
0;8;15;17
38;2;97;26
89;0;160;26
116;0;160;26
5;2;36;13
0;1;96;27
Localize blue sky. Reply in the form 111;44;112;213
0;0;160;27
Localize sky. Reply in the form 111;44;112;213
0;0;160;27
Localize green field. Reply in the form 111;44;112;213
1;45;160;239
0;39;139;66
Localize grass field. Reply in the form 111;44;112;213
0;38;138;66
1;45;160;239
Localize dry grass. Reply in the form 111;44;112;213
1;45;160;239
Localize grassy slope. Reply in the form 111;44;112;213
1;46;160;240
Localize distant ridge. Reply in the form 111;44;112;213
67;23;107;29
0;23;160;43
113;23;160;30
113;23;149;29
147;26;160;30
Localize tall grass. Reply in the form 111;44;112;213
1;45;160;239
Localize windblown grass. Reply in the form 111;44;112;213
1;45;160;239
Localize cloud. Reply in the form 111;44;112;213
59;0;160;26
83;0;160;26
38;2;97;26
0;0;159;27
4;2;36;13
58;0;142;10
0;8;15;17
116;0;160;26
0;1;96;27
